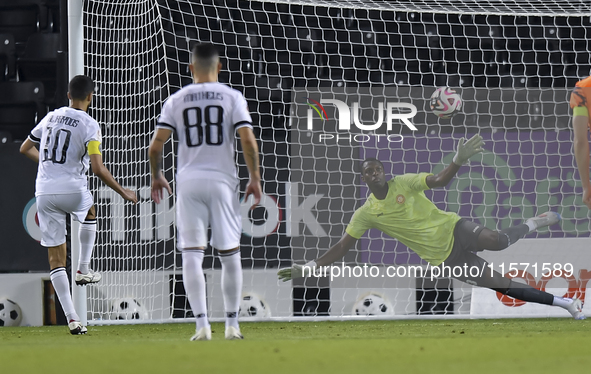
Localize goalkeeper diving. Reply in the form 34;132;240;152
278;134;585;319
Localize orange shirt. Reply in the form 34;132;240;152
570;76;591;130
576;76;591;88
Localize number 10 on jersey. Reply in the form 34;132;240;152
43;127;72;164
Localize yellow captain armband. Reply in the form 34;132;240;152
87;141;102;155
573;106;589;117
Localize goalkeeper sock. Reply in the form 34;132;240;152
525;220;537;232
50;267;80;322
504;282;554;305
552;296;574;308
182;250;209;330
219;249;242;329
78;219;97;274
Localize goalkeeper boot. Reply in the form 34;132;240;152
75;269;102;286
190;326;212;341
566;298;586;320
525;211;561;231
225;326;244;340
68;320;88;335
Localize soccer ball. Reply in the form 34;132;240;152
430;87;462;119
239;292;271;318
353;292;394;316
110;298;149;320
0;298;22;326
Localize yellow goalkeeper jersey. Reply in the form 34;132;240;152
345;173;461;265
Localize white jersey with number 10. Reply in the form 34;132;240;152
29;106;102;196
156;82;253;185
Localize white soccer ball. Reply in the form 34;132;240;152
353;292;394;316
430;86;462;119
110;298;149;320
0;298;23;327
239;292;271;318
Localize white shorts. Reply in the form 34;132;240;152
36;191;93;247
176;178;241;250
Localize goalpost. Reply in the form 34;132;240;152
74;0;591;324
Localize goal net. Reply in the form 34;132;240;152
81;0;591;323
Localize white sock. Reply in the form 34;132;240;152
50;267;79;322
525;220;537;232
182;250;209;330
219;249;242;329
78;220;97;274
552;296;572;309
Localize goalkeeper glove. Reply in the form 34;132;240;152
453;134;484;165
277;261;317;282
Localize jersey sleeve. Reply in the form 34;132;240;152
395;173;432;191
232;94;253;131
85;121;102;156
345;207;373;239
88;120;102;143
87;141;101;155
29;116;47;143
570;86;589;110
156;96;176;131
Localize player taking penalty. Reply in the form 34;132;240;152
278;134;585;319
20;75;138;334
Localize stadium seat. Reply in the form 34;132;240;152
44;0;60;32
0;81;46;141
369;71;395;84
180;0;223;30
208;29;224;45
0;0;50;54
254;76;281;102
0;130;11;144
0;33;16;81
17;32;59;108
287;27;312;53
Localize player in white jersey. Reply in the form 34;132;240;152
20;75;137;334
149;43;262;341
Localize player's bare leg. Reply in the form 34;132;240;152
48;243;87;334
183;247;211;341
75;205;101;286
218;247;243;340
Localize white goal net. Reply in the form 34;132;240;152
81;0;591;323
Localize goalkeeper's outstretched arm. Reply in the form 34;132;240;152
426;134;484;189
278;233;357;281
316;233;358;267
425;161;461;189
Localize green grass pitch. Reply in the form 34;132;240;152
1;319;589;374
